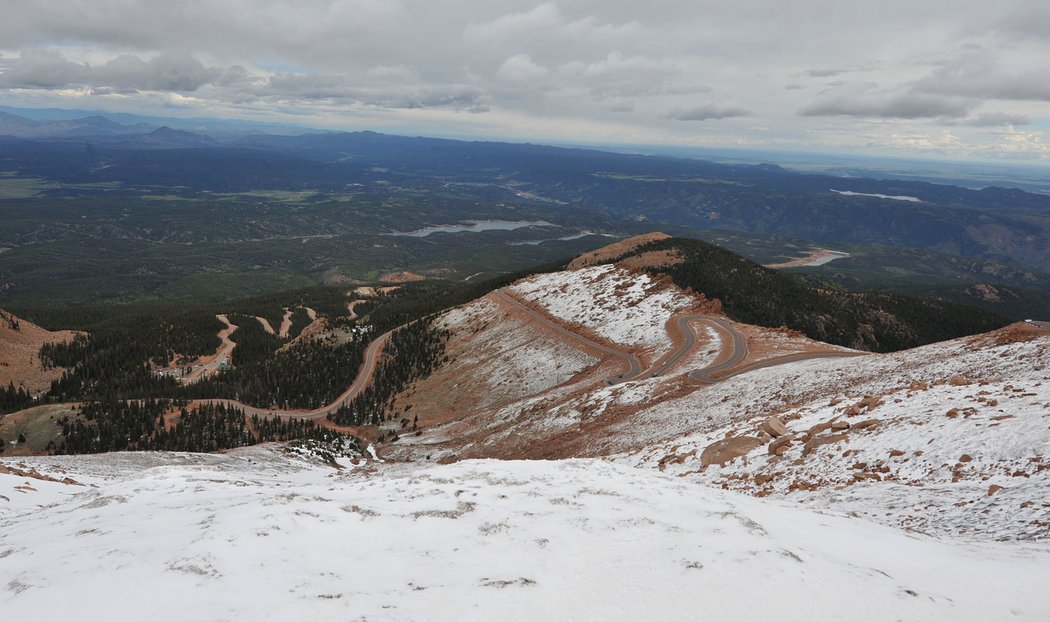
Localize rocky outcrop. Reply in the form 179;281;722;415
701;436;762;466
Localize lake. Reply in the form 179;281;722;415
391;220;553;238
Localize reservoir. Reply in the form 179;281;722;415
391;220;553;237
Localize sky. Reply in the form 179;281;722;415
1;0;1049;162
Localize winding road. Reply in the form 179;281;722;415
195;327;393;422
494;288;867;386
187;286;870;423
493;290;642;384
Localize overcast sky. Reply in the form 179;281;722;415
1;0;1049;161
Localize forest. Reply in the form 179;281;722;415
329;317;450;429
620;237;1009;352
52;399;358;455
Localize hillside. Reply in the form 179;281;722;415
608;236;1009;351
375;243;1048;542
2;449;1048;620
0;309;77;396
2;237;1048;619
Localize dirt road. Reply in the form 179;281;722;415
492;290;642;384
195;327;392;421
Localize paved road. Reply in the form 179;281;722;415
643;314;749;381
493;289;642;384
709;350;868;380
495;288;866;386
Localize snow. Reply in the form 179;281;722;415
621;332;1050;540
831;189;923;202
366;443;384;462
3;451;1048;621
436;296;598;409
802;250;850;266
510;264;695;352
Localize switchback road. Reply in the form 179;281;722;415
493;289;643;384
494;288;865;386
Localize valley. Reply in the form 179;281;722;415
1;121;1049;620
2;237;1049;619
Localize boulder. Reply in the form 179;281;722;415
700;436;762;466
760;416;790;438
767;434;797;456
803;432;850;456
807;421;834;437
858;395;882;410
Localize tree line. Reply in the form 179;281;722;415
50;399;358;455
329;317;449;427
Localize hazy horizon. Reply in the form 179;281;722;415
2;1;1050;163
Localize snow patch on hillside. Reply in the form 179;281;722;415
3;452;1049;621
437;297;598;409
510;265;694;351
622;332;1050;540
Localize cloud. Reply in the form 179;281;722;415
464;2;637;46
0;1;1047;159
913;56;1050;102
952;111;1031;127
800;63;876;79
0;50;224;92
261;72;486;111
992;4;1050;41
496;54;548;83
665;104;751;121
799;93;975;119
556;52;687;98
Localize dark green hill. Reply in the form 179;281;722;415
610;237;1009;352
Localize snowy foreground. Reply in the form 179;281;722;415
3;448;1049;621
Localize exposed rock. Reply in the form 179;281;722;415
760;416;790;438
754;473;775;486
889;449;905;457
852;419;879;431
960;454;974;463
803;432;850;456
700;436;762;466
858;395;882;410
807;421;834;437
988;484;1004;496
908;380;929;391
831;421;850;431
949;376;973;386
767;435;797;456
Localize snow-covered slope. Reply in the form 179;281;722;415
621;326;1050;541
3;449;1048;621
391;262;1050;543
510;264;694;352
